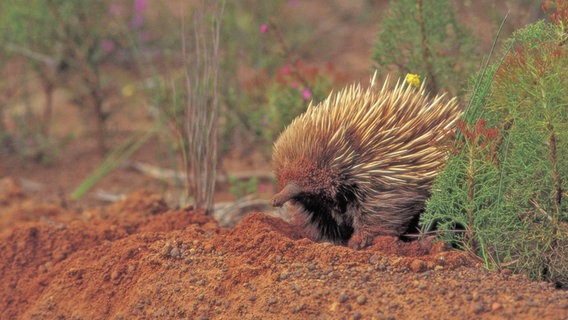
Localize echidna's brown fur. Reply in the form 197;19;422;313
271;74;461;249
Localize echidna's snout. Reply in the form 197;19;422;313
271;182;302;207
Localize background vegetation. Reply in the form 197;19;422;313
372;0;479;96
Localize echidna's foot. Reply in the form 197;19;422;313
347;231;373;250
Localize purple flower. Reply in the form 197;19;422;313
131;0;146;28
102;39;116;53
134;0;147;14
138;31;149;43
109;4;123;17
131;15;144;28
260;24;268;34
288;0;299;7
302;88;312;100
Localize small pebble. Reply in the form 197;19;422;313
111;270;121;280
369;254;380;264
356;294;367;305
329;302;339;312
410;259;426;273
500;268;512;276
472;291;480;301
491;302;502;312
473;302;484;314
161;242;172;257
170;247;180;259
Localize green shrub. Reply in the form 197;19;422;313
235;61;339;158
228;176;258;199
0;0;149;156
422;13;568;286
219;8;341;158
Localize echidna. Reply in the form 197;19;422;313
271;74;461;249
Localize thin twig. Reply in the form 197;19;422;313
181;0;225;213
403;229;467;238
3;43;56;67
416;0;437;93
268;18;311;91
127;161;274;184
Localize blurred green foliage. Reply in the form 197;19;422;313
372;0;479;96
230;61;340;158
0;0;143;157
228;176;258;199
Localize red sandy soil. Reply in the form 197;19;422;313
1;179;567;319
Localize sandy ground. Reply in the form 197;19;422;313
1;179;567;319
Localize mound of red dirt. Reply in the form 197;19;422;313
1;180;567;319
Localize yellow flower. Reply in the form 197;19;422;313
405;73;421;88
121;84;135;97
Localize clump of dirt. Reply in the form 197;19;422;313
1;180;567;319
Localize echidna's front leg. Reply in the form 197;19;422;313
347;229;374;249
346;209;400;249
347;213;379;249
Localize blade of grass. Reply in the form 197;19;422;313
70;126;158;201
464;11;510;124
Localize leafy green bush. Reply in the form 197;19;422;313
234;61;340;158
422;10;568;286
219;10;342;158
372;0;479;96
228;176;258;199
